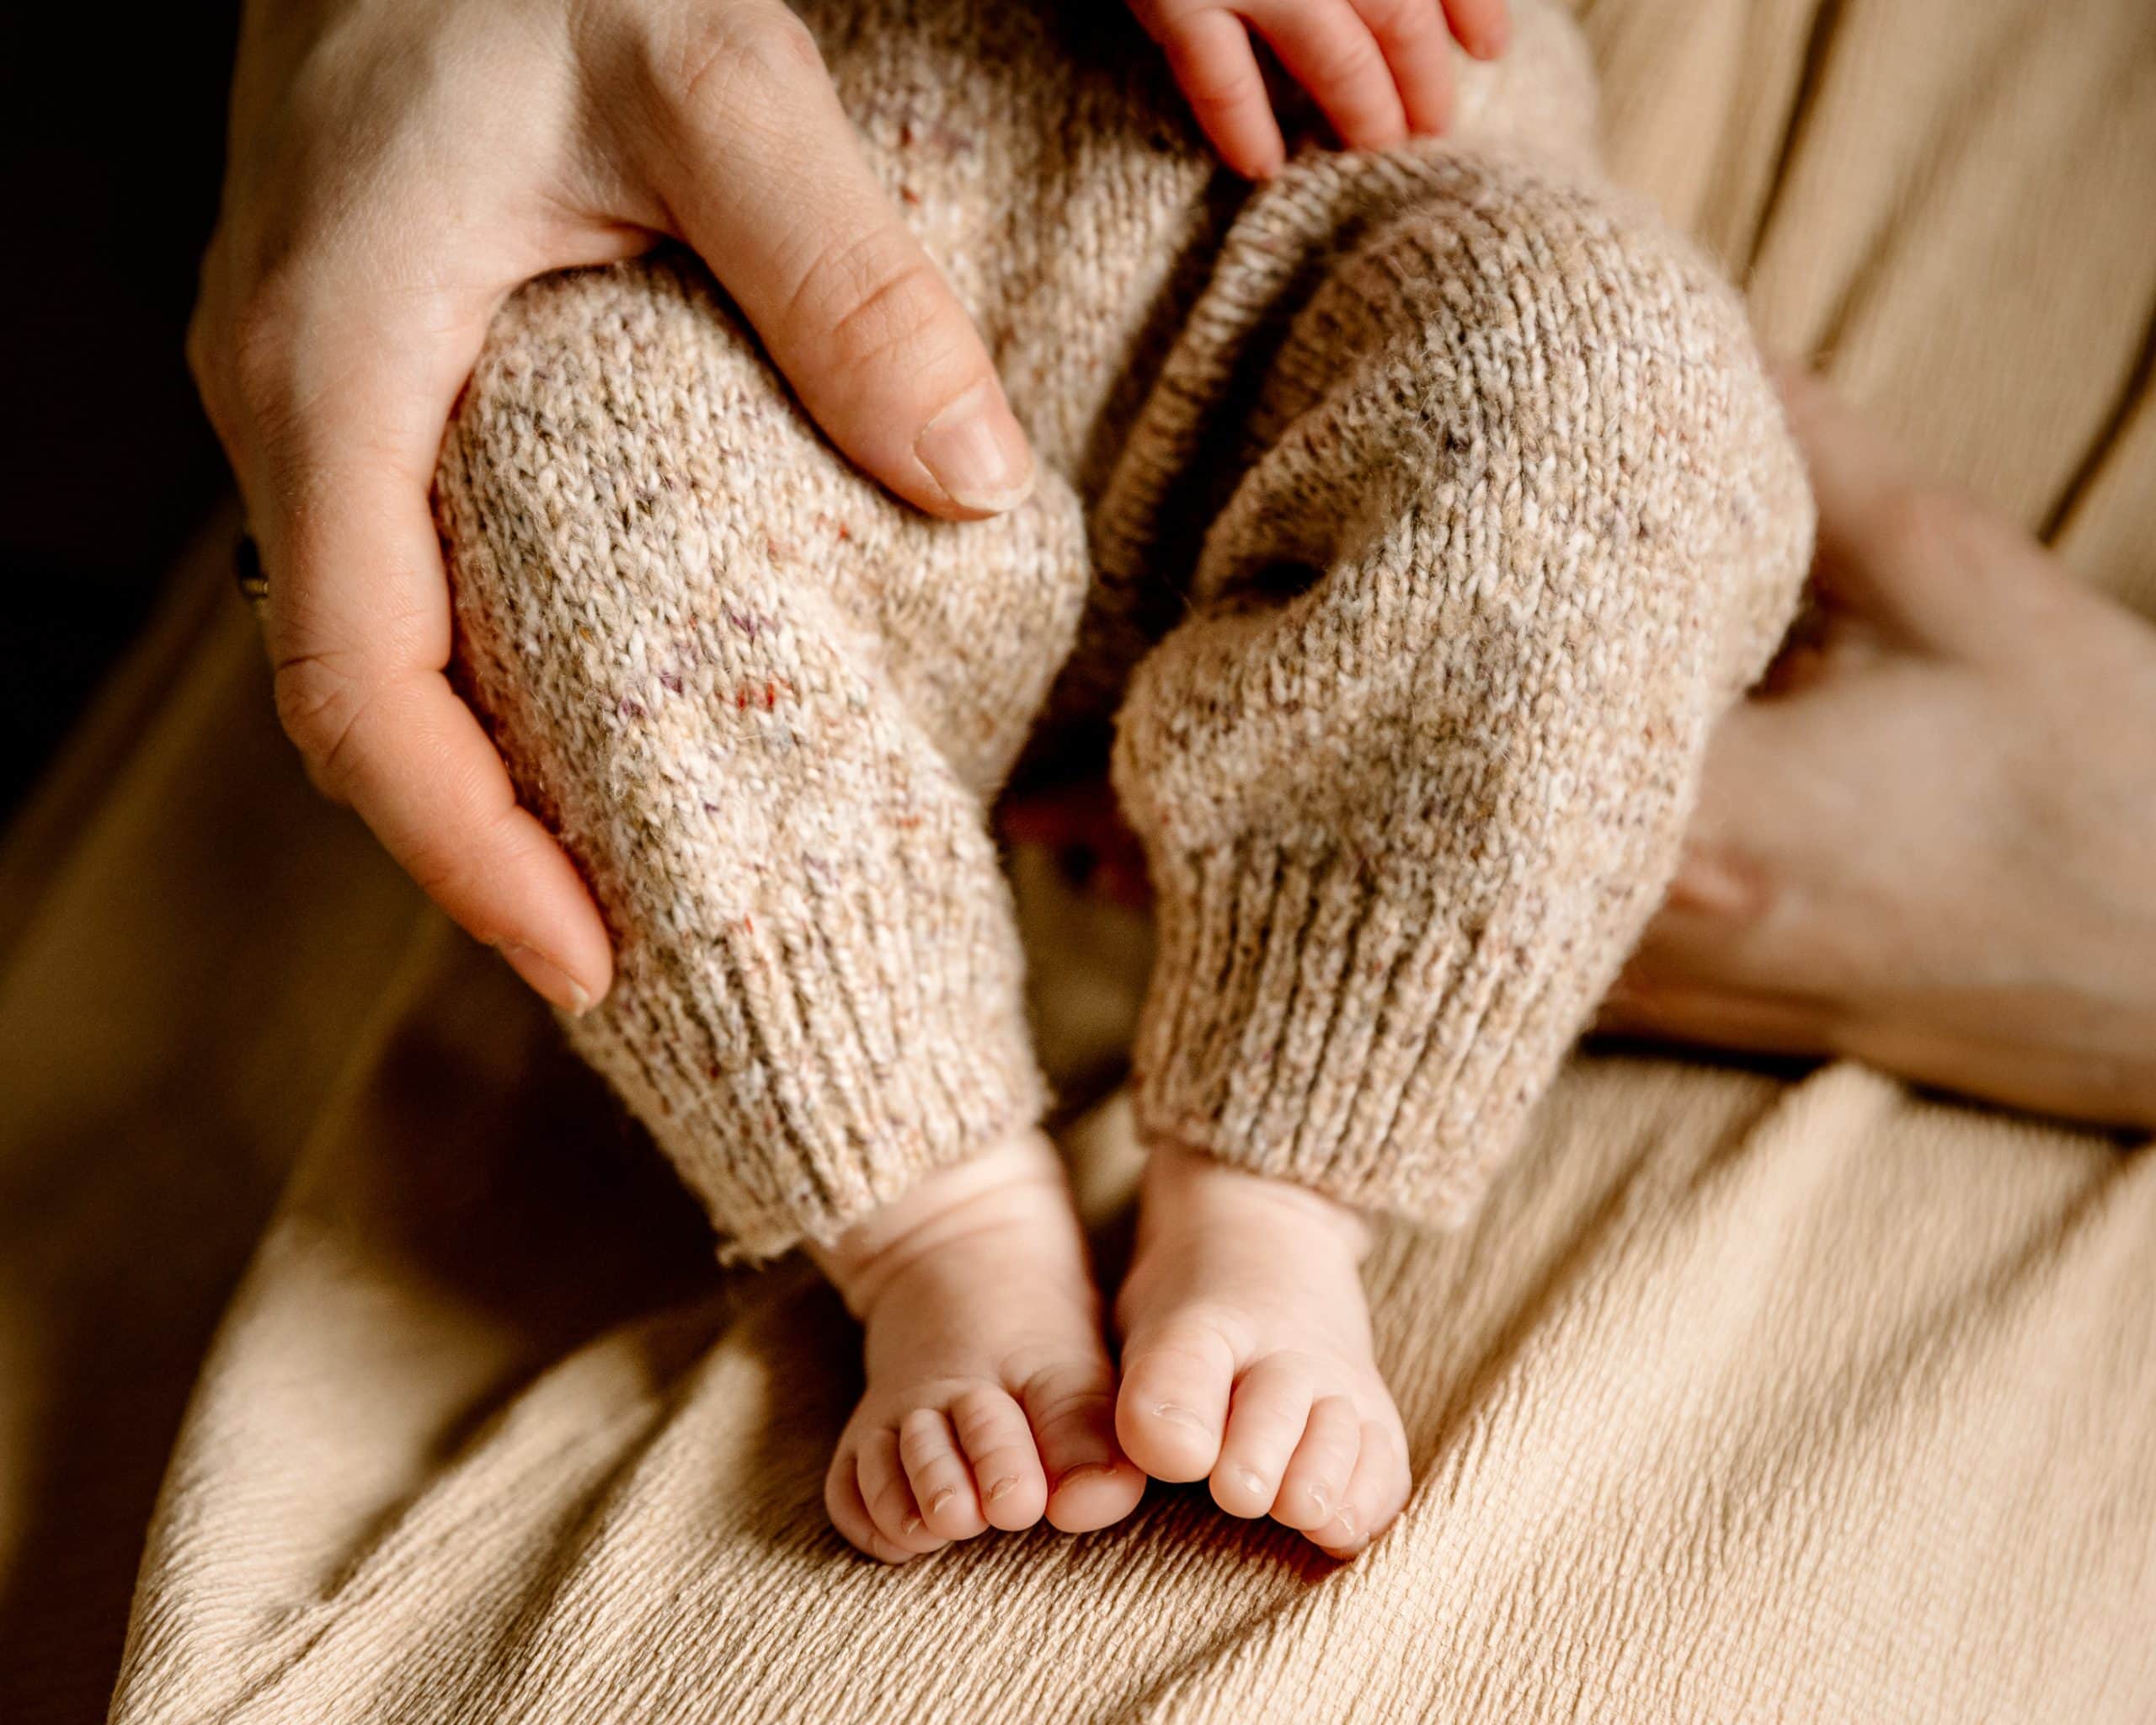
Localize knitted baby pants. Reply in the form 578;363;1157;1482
435;0;1813;1257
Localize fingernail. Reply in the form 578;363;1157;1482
498;942;593;1016
1154;1402;1212;1434
915;381;1034;513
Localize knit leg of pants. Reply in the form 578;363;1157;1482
1106;145;1814;1225
437;256;1090;1258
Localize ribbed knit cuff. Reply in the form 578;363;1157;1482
1132;838;1649;1226
566;814;1048;1262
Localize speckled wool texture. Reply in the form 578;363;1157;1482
435;0;1813;1255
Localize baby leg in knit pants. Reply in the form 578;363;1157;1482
1099;142;1812;1553
438;257;1149;1556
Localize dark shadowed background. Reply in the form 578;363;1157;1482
2;10;239;822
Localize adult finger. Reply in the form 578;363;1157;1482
1776;366;1948;633
1355;0;1457;136
1154;8;1287;178
1246;0;1408;152
1776;365;2062;660
1600;699;1840;1033
631;1;1033;518
232;276;615;1014
1440;0;1509;59
1594;969;1836;1058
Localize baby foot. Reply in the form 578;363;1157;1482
815;1130;1148;1562
1113;1145;1409;1558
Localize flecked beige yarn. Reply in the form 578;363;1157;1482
440;259;1087;1257
436;0;1813;1257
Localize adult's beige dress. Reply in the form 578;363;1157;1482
3;0;2153;1718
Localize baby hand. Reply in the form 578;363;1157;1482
1130;0;1508;178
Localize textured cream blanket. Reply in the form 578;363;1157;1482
2;0;2153;1719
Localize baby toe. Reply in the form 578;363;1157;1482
1209;1354;1315;1519
1116;1317;1238;1482
857;1426;947;1556
950;1385;1050;1531
899;1407;987;1541
825;1447;921;1565
1020;1359;1147;1533
1310;1415;1411;1559
1272;1393;1362;1532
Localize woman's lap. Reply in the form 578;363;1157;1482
96;908;2156;1721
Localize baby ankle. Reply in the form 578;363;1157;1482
1140;1140;1374;1259
809;1129;1073;1316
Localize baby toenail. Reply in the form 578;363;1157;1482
986;1476;1019;1503
1237;1468;1267;1497
903;1515;925;1537
926;1487;957;1515
1155;1402;1210;1432
1058;1461;1119;1487
1333;1509;1359;1543
1307;1487;1329;1518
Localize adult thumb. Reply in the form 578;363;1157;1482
634;3;1033;518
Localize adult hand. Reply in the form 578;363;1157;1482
1601;370;2156;1130
191;0;1036;1012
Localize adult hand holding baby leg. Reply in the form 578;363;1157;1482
191;0;1036;1016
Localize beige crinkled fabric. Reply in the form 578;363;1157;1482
0;0;2152;1720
